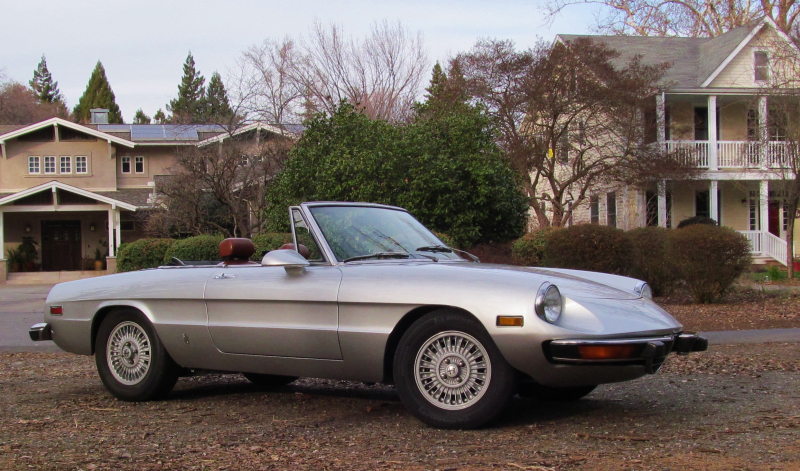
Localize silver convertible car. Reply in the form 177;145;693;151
30;202;707;429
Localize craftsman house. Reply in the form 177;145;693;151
557;17;800;265
0;110;296;283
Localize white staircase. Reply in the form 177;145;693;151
739;231;793;266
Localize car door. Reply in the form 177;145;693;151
204;264;343;359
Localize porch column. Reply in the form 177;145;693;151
708;95;718;170
107;206;115;257
656;92;666;145
759;180;769;232
759;96;768;168
710;180;719;223
0;209;4;260
657;180;668;228
114;208;122;255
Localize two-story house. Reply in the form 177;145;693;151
0;110;295;283
557;17;799;265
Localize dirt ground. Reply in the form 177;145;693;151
657;287;800;332
1;343;799;471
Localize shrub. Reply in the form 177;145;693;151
511;228;557;267
677;216;717;229
117;238;176;272
163;235;224;263
668;224;751;303
466;242;519;265
250;233;294;261
766;265;784;281
432;232;456;249
626;227;679;296
543;224;631;275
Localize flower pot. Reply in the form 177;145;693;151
25;261;37;272
94;260;105;271
794;261;800;272
10;263;20;273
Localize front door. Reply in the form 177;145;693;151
204;265;343;359
768;202;781;236
41;220;81;271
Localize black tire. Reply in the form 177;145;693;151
393;310;515;429
517;382;597;401
95;309;179;402
242;373;297;388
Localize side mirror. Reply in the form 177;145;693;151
261;249;310;274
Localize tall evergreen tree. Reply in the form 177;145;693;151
168;52;206;123
30;55;65;105
204;72;233;123
153;108;166;124
133;109;151;124
73;61;123;123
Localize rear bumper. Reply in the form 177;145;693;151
29;323;52;341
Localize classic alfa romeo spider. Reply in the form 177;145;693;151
30;202;707;429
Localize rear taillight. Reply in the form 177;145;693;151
50;306;63;315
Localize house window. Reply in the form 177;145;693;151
696;190;710;218
240;154;249;166
134;156;144;174
60;156;71;174
28;156;41;174
44;156;56;174
121;156;131;173
784;202;790;231
755;51;769;82
590;196;599;224
606;192;617;228
76;156;88;174
749;191;759;230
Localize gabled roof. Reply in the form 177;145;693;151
197;122;301;147
556;17;797;89
0;118;135;148
0;180;138;211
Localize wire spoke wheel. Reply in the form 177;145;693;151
414;331;492;411
106;321;152;386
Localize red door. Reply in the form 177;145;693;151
768;202;780;236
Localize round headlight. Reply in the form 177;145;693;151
535;282;563;324
635;281;653;300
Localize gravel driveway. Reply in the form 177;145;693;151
1;343;798;470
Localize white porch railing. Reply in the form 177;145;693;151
739;230;792;266
665;141;797;169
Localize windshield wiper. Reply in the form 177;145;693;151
342;252;412;263
415;245;453;253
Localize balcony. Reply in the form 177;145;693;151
665;141;797;169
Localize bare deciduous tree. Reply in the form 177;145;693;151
454;38;699;227
0;80;69;124
544;0;800;38
146;128;292;238
233;20;429;124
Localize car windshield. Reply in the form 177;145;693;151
308;205;462;262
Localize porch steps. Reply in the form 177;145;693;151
6;271;108;285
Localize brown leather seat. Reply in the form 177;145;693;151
219;238;258;265
279;243;310;260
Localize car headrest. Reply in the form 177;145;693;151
279;243;310;260
219;238;255;260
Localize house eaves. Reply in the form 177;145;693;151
0;118;135;148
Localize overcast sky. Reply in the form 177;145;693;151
2;0;598;121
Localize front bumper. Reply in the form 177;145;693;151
546;332;708;374
29;323;53;341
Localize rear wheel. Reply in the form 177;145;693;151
242;373;297;388
394;310;515;429
95;309;179;401
517;383;597;401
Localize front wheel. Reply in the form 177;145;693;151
393;310;515;429
95;309;179;401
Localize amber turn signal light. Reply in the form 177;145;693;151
496;316;524;327
50;306;63;315
578;344;637;360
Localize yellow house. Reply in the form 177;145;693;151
0;111;296;283
557;17;800;265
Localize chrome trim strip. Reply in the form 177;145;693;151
299;203;338;265
550;336;675;346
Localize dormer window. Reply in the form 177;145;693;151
755;51;769;81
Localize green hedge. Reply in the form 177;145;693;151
511;228;557;267
163;235;224;263
250;233;294;261
669;224;751;303
627;227;679;297
543;224;631;275
117;238;176;272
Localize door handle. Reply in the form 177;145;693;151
213;273;236;279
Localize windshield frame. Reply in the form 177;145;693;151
298;202;459;265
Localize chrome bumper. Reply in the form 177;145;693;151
29;323;52;341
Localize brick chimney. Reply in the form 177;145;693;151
90;109;109;124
